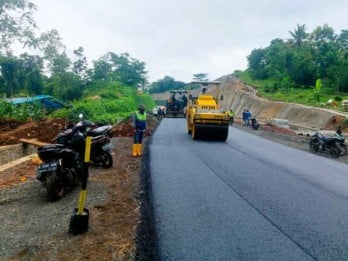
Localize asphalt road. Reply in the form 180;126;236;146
150;118;348;261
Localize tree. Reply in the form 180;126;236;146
337;30;348;49
90;52;147;88
45;72;82;101
336;30;348;92
192;73;208;81
108;52;147;87
149;76;185;93
73;47;88;81
263;39;289;84
310;24;336;43
289;24;308;49
0;55;20;97
91;58;112;81
37;29;70;74
50;52;71;75
247;48;268;80
0;0;38;50
20;53;44;94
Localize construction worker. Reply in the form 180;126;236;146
132;104;147;156
229;109;235;125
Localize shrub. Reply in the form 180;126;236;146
341;118;348;128
334;96;343;102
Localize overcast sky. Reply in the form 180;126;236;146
30;0;348;83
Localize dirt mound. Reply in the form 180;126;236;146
0;118;68;146
111;116;158;137
0;115;160;147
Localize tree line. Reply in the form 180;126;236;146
247;24;348;93
0;0;147;102
149;73;209;93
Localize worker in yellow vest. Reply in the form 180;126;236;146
229;109;235;125
132;104;147;156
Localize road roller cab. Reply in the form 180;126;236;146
165;90;188;117
186;81;230;141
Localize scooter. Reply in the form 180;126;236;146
251;117;259;130
54;115;113;168
36;144;81;201
309;131;345;158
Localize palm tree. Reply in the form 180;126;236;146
289;24;308;49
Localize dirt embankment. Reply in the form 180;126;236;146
217;75;348;132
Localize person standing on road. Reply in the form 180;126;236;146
229;109;235;125
242;109;247;126
132;104;147;157
245;110;252;126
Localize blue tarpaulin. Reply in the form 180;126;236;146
5;95;71;109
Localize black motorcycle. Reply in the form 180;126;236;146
251;117;259;130
36;144;81;201
336;133;347;156
55;119;113;168
309;131;346;158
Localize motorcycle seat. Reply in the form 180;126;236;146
88;125;112;136
38;144;65;151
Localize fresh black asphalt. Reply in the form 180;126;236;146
149;118;348;261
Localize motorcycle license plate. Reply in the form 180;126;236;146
37;162;57;174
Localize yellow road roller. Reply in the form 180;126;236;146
186;81;230;141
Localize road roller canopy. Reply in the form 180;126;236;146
188;81;221;86
169;90;188;95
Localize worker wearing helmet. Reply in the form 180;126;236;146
132;104;147;156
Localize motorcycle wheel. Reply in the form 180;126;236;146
339;144;347;156
46;171;65;201
330;146;341;158
102;151;113;169
309;140;319;152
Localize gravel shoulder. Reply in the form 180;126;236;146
0;137;143;260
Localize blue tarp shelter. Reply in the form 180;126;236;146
5;95;71;109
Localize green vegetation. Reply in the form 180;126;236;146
135;94;156;111
149;76;186;94
0;0;154;124
236;24;348;111
238;70;348;110
51;87;154;124
0;100;44;122
341;118;348;128
246;24;348;95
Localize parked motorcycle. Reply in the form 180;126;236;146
251;116;259;130
309;131;346;158
36;144;81;201
54;117;113;168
